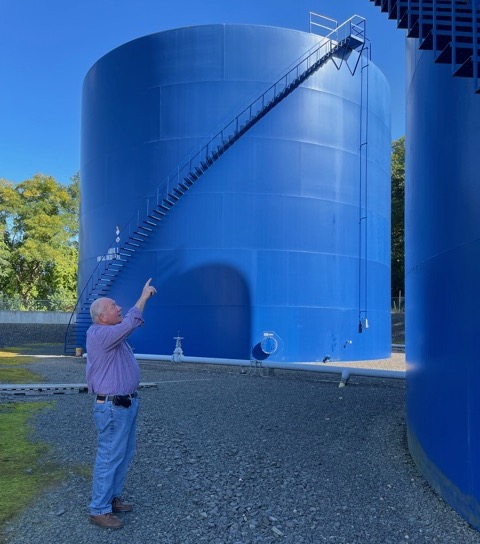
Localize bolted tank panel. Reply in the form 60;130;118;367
406;39;480;528
79;23;391;361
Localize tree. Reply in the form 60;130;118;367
391;137;405;301
0;173;79;310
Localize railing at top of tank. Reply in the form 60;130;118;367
310;12;339;35
310;12;366;46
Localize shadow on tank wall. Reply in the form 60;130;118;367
127;263;252;359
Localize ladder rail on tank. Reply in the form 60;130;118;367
358;44;371;334
370;0;480;92
64;15;367;355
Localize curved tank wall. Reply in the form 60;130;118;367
405;39;480;528
79;24;391;361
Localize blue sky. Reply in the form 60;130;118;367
0;0;405;185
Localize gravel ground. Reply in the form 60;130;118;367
2;350;480;544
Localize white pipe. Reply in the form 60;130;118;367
262;361;405;387
133;353;250;366
125;353;406;388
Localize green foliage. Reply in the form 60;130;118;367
391;137;405;298
0;173;79;310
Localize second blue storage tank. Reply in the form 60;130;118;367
406;38;480;528
79;23;391;361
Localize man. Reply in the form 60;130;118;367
86;278;157;529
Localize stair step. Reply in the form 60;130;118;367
187;171;199;181
149;210;166;218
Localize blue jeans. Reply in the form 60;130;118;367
90;397;139;515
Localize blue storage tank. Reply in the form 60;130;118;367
406;38;480;527
79;23;391;361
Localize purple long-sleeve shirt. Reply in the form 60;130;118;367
86;306;143;395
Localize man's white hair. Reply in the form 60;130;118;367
90;298;107;323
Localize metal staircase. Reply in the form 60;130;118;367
370;0;480;92
64;15;367;355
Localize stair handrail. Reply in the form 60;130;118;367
63;209;143;351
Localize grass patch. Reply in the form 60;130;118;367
0;402;65;526
0;367;43;384
0;347;29;356
0;352;43;384
1;344;63;356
